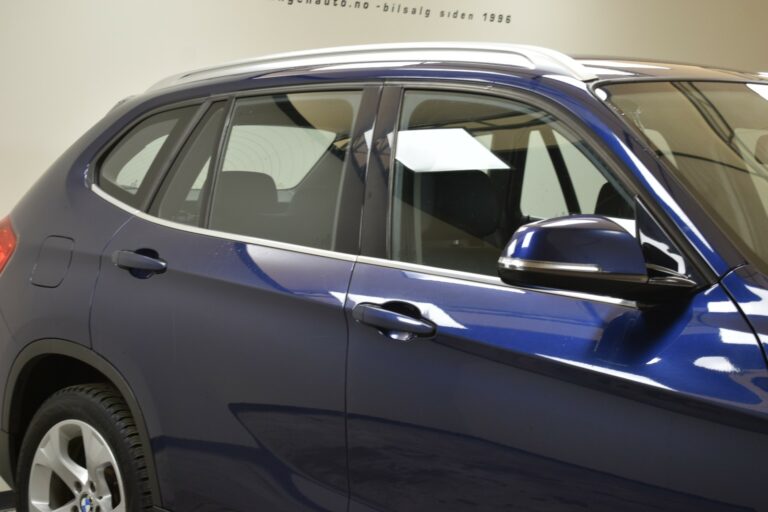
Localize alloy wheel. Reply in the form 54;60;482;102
28;419;124;512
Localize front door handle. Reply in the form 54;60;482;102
352;302;436;342
112;249;167;278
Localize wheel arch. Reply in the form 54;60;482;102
1;339;163;506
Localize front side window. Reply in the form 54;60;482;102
390;91;631;276
208;91;362;251
98;106;197;208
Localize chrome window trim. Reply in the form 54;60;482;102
93;184;640;308
91;184;358;262
93;183;634;307
356;255;636;307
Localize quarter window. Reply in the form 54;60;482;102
208;91;362;250
390;91;632;276
98;106;197;208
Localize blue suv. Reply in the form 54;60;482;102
2;43;768;511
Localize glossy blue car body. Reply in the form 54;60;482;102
1;44;768;510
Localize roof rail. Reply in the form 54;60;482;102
148;42;597;91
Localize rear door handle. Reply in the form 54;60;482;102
112;249;167;277
352;302;436;342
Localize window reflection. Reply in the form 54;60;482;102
390;90;632;276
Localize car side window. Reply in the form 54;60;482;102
521;129;617;220
520;130;569;219
98;106;198;208
151;101;228;226
207;91;362;251
390;90;632;276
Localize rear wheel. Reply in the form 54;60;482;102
16;384;151;512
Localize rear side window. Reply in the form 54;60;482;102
98;106;197;208
223;125;336;189
208;91;362;251
151;102;228;226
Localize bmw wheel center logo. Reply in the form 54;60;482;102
79;495;94;512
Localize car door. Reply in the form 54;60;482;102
345;86;768;511
90;87;379;511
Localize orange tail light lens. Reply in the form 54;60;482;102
0;217;17;273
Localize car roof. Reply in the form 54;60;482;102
146;42;767;94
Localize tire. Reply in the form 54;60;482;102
16;384;152;512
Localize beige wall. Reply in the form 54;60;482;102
0;0;766;215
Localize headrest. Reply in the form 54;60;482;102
210;171;278;234
214;171;278;213
423;170;499;238
594;182;633;219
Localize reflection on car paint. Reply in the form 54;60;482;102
348;262;767;411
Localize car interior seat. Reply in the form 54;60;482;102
209;171;280;239
755;134;768;165
594;182;633;219
419;170;502;275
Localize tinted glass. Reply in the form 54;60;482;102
99;106;197;208
390;91;630;276
152;102;228;226
208;91;362;250
604;81;768;273
520;130;569;218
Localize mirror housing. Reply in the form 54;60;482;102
497;215;697;303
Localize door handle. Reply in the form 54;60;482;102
352;302;436;342
112;249;167;277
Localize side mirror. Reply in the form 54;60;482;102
497;215;697;303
